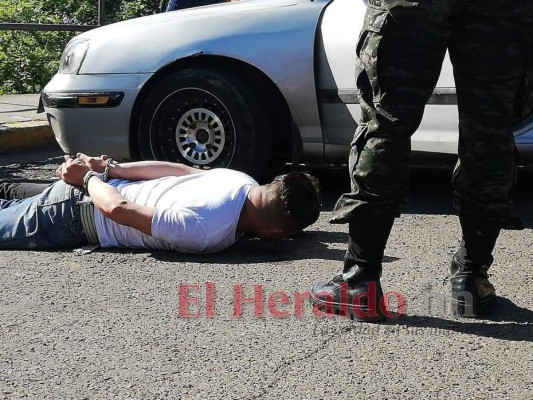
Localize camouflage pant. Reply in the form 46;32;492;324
332;0;532;229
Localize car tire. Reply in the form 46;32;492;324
137;68;272;178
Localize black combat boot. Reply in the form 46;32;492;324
451;214;501;318
310;218;394;322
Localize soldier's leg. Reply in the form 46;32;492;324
449;2;529;317
311;0;452;320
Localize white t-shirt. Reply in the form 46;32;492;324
93;169;257;253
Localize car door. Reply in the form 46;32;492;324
315;0;459;162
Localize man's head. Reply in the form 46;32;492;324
244;172;320;239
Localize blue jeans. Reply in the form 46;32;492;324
0;181;87;249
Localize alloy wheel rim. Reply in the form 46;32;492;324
175;108;226;165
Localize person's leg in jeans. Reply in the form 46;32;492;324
448;0;528;316
310;0;452;320
0;180;87;249
0;180;52;200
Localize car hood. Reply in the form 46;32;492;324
76;0;308;74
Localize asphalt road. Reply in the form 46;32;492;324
1;149;532;399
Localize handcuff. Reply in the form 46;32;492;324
82;157;116;194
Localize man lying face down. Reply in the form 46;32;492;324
0;154;320;252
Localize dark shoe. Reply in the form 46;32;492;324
309;268;386;322
450;255;496;318
0;180;51;200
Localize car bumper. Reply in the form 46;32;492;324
42;73;152;158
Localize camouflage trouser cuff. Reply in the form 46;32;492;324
329;198;401;224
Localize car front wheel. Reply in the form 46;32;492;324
137;68;272;178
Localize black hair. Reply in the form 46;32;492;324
272;172;320;233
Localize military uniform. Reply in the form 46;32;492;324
333;0;530;227
310;0;532;319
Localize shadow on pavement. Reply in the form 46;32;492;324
134;230;400;264
146;231;399;264
384;297;533;342
101;230;401;264
0;149;62;182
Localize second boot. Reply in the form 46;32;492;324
451;214;501;318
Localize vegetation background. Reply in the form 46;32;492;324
0;0;164;94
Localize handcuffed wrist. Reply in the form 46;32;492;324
102;157;116;182
83;170;103;194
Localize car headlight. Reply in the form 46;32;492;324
58;39;90;74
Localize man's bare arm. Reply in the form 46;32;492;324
108;161;202;181
86;175;155;235
76;153;202;181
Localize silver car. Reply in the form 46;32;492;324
41;0;533;177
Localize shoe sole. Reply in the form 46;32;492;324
309;293;386;322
